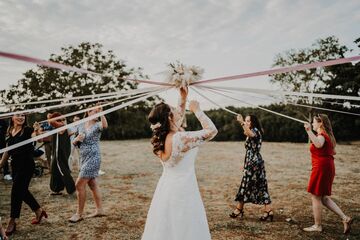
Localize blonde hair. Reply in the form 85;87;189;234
314;114;336;148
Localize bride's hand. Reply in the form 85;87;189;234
189;100;200;113
179;86;188;100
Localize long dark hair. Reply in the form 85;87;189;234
314;113;336;148
247;114;264;136
148;102;172;156
7;112;29;137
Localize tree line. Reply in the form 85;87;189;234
1;37;359;142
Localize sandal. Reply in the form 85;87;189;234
69;214;84;223
50;192;63;196
260;210;274;222
343;216;353;234
303;224;322;232
229;207;244;219
31;210;48;224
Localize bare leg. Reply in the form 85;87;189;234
321;196;346;219
76;178;89;216
303;194;323;232
87;178;105;217
232;201;244;215
311;194;322;226
264;204;272;212
69;178;88;222
236;201;244;211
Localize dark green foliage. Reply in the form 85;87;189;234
1;37;359;142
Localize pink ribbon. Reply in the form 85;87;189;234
1;51;359;87
0;51;170;86
192;56;360;85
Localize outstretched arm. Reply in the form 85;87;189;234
172;86;188;128
172;101;217;157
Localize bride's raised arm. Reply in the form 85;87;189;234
171;101;217;163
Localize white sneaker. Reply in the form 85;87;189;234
3;174;12;181
98;170;105;176
303;224;322;232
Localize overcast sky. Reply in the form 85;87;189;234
0;0;359;109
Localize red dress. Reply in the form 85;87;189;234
307;132;335;196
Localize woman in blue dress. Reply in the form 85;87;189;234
69;105;108;223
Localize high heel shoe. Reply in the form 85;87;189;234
31;210;48;224
260;210;274;221
229;207;244;219
5;222;16;236
343;216;353;234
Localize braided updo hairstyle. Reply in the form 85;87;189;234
148;102;173;156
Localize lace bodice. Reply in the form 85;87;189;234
163;110;218;167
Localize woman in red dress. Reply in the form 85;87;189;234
303;114;352;234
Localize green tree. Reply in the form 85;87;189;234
0;42;160;139
270;36;348;95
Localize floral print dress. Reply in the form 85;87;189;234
78;122;102;178
235;128;271;205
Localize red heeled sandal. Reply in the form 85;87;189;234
31;210;48;224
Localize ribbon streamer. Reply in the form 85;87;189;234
204;86;360;117
38;87;163;123
0;86;160;108
201;85;360;101
195;86;307;124
0;51;173;86
0;86;157;118
0;87;169;155
192;56;360;85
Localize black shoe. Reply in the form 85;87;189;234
229;208;244;219
260;210;274;222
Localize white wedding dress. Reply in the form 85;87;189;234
142;110;218;240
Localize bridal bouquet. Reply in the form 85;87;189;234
165;61;204;88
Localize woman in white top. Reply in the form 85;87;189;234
142;87;218;240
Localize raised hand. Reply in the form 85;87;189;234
304;122;311;131
179;86;188;100
189;100;200;113
33;122;41;132
236;114;244;124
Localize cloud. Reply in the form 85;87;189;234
0;0;359;108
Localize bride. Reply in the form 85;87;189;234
142;87;218;240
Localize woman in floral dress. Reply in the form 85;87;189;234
69;105;108;223
229;114;273;221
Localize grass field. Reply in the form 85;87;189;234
0;140;359;239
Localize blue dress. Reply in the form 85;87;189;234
78;122;102;178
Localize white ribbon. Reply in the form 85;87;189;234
201;85;360;101
38;87;163;123
0;86;160;108
0;87;158;118
205;86;360;117
194;86;307;124
0;87;169;155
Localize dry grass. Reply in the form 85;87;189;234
1;140;359;240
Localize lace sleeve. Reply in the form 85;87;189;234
167;110;218;166
171;96;186;128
